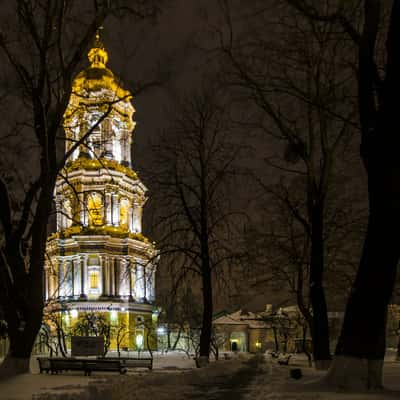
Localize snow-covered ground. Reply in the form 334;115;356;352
0;351;399;400
245;353;400;400
0;351;198;400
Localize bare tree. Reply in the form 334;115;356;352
282;0;400;389
214;0;358;369
72;312;112;356
157;286;202;352
149;85;245;361
0;0;163;376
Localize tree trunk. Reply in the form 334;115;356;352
302;323;313;367
309;199;331;369
198;147;213;361
0;304;43;377
172;327;182;350
0;179;53;377
167;325;171;350
199;265;213;359
326;148;400;388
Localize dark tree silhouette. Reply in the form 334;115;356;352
286;0;400;389
0;0;162;376
214;0;357;369
149;86;244;360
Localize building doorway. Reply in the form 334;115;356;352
230;332;247;352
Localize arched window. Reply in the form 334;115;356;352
90;133;102;158
63;198;73;228
113;132;122;162
87;192;103;226
87;255;101;297
86;113;103;158
103;119;114;158
119;198;130;229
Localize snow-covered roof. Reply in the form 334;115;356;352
213;309;269;328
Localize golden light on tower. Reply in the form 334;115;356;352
44;31;158;352
88;30;109;68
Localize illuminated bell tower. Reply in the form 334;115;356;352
45;33;158;350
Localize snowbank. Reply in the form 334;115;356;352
244;353;400;400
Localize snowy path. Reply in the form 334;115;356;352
189;354;266;400
91;354;265;400
1;353;400;399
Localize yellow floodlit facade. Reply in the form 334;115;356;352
44;34;158;351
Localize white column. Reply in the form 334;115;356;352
56;198;62;230
104;256;109;296
65;260;72;297
99;255;104;295
131;263;136;298
114;258;120;296
119;257;129;298
70;259;74;296
79;255;88;297
52;273;57;299
151;269;156;301
73;258;80;297
135;263;144;300
80;194;88;226
128;206;133;232
143;265;147;300
103;119;111;157
145;265;154;301
48;266;53;299
58;258;64;297
83;255;88;295
44;266;48;300
128;258;133;299
105;193;112;225
109;257;115;296
127;133;132;166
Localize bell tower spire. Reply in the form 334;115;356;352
45;30;158;352
88;28;108;68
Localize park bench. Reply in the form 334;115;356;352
48;358;86;374
37;357;127;376
83;359;127;376
98;357;153;370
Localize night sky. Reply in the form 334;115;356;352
0;0;382;313
97;1;271;311
64;1;373;313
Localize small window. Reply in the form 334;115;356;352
90;271;99;289
87;192;103;226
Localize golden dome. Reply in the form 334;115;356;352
71;31;132;100
88;31;109;68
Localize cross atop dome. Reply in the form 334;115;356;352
88;29;108;68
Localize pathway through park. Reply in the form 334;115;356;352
191;355;267;400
